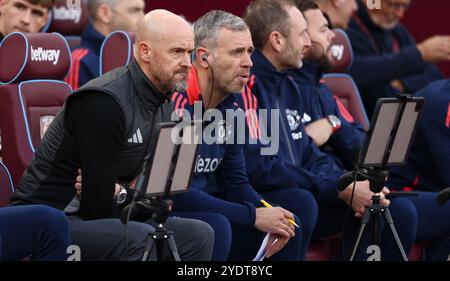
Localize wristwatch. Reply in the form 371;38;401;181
115;184;128;205
327;115;341;134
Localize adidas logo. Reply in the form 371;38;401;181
128;128;143;144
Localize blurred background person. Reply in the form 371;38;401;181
346;0;450;116
66;0;145;89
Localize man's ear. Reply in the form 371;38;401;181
137;41;151;63
195;47;210;68
332;0;345;8
96;3;113;24
268;31;284;53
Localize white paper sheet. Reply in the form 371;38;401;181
253;233;278;261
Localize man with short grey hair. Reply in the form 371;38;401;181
170;10;306;261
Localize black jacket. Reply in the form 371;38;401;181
11;59;174;219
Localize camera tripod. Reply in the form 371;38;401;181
122;197;180;261
340;168;408;261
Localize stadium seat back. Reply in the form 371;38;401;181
100;31;135;75
323;74;369;130
47;0;90;49
0;32;71;186
329;28;354;73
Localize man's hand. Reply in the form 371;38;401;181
255;207;295;258
265;233;290;258
75;169;122;197
338;180;391;218
417;35;450;63
391;79;405;92
305;118;333;147
255;207;295;238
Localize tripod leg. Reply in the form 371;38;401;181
373;212;380;246
156;237;166;261
349;208;371;261
142;234;156;261
382;208;408;261
166;231;181;261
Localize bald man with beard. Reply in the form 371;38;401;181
10;10;214;261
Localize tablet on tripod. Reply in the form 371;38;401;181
136;121;201;198
359;95;425;168
340;94;425;261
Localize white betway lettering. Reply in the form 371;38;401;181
53;6;81;23
194;155;223;173
331;44;344;61
30;46;60;65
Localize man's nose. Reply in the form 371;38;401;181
242;52;253;68
329;30;336;42
20;10;32;26
181;53;192;67
304;32;312;50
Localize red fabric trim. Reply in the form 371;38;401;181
186;66;201;105
69;49;88;90
402;175;420;191
251;92;261;139
412;175;420;187
171;92;178;102
65;49;83;87
242;86;256;139
174;94;182;111
446;102;450;128
334;95;355;123
248;74;255;90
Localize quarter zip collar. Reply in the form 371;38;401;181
185;65;237;111
289;61;323;86
251;49;289;95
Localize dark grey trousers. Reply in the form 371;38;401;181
68;216;214;261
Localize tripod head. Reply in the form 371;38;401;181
120;197;173;224
339;167;389;193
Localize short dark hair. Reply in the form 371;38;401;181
294;0;320;13
243;0;294;49
294;0;320;12
28;0;55;9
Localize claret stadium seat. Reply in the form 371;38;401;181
100;30;135;75
0;32;72;186
47;0;90;49
323;28;369;129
